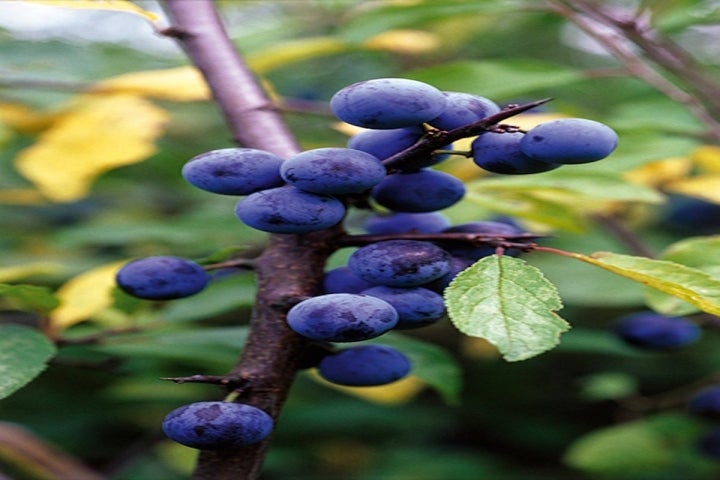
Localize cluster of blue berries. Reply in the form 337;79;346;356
114;77;619;450
614;311;701;350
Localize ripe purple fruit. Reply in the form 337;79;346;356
322;266;375;294
286;293;398;342
371;169;465;213
116;256;210;300
688;386;720;419
234;186;345;234
318;344;411;386
472;131;560;175
279;147;386;195
361;285;446;329
181;148;285;195
614;311;701;350
428;91;501;131
162;401;273;450
519;118;618;164
348;239;452;287
330;78;447;129
363;211;450;235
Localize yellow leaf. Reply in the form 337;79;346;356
310;370;425;405
92;67;210;102
623;157;692;188
49;261;125;333
666;175;720;203
21;0;159;23
0;103;58;133
246;37;348;74
0;263;63;282
691;145;720;173
363;29;441;54
15;94;169;202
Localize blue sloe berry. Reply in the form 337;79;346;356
428;91;501;131
116;256;210;300
318;344;411;386
472;131;560;175
519;118;618;164
614;311;701;350
361;285;446;329
371;169;465;213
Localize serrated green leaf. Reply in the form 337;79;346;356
646;235;720;315
569;251;720;316
444;255;569;361
0;325;56;399
370;332;463;405
0;283;59;315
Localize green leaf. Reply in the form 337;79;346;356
0;283;59;315
370;332;463;405
568;251;720;316
646;235;720;315
444;255;569;361
409;59;583;101
564;414;708;476
0;325;56;399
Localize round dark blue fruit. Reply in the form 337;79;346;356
472;131;560;175
116;256;210;300
182;148;285;195
318;344;411;386
519;118;618;164
371;169;465;213
279;147;386;195
286;293;398;342
348;239;452;287
361;285;446;329
330;78;447;129
614;311;701;350
162;401;273;450
234;186;345;234
363;211;450;234
347;126;451;168
688;386;720;419
428;91;501;131
322;266;376;294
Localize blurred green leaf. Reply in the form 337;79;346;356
0;324;56;399
577;372;638;401
445;255;569;361
0;283;59;314
409;59;583;101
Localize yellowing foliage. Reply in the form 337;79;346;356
92;67;211;102
15;94;169;202
49;261;126;334
21;0;159;23
247;37;348;74
363;29;441;54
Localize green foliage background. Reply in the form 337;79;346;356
2;1;720;478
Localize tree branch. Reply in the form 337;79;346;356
160;1;337;478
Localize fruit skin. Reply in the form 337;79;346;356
322;266;375;294
348;239;452;287
519;118;618;164
330;78;447;129
318;344;411;386
424;256;475;292
286;293;398;342
471;131;560;175
614;311;701;350
116;256;210;300
181;148;286;195
688;386;720;419
162;401;273;450
428;91;501;131
347;126;451;167
371;169;466;213
279;147;386;195
661;194;720;234
234;186;345;234
361;285;445;329
363;211;450;235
